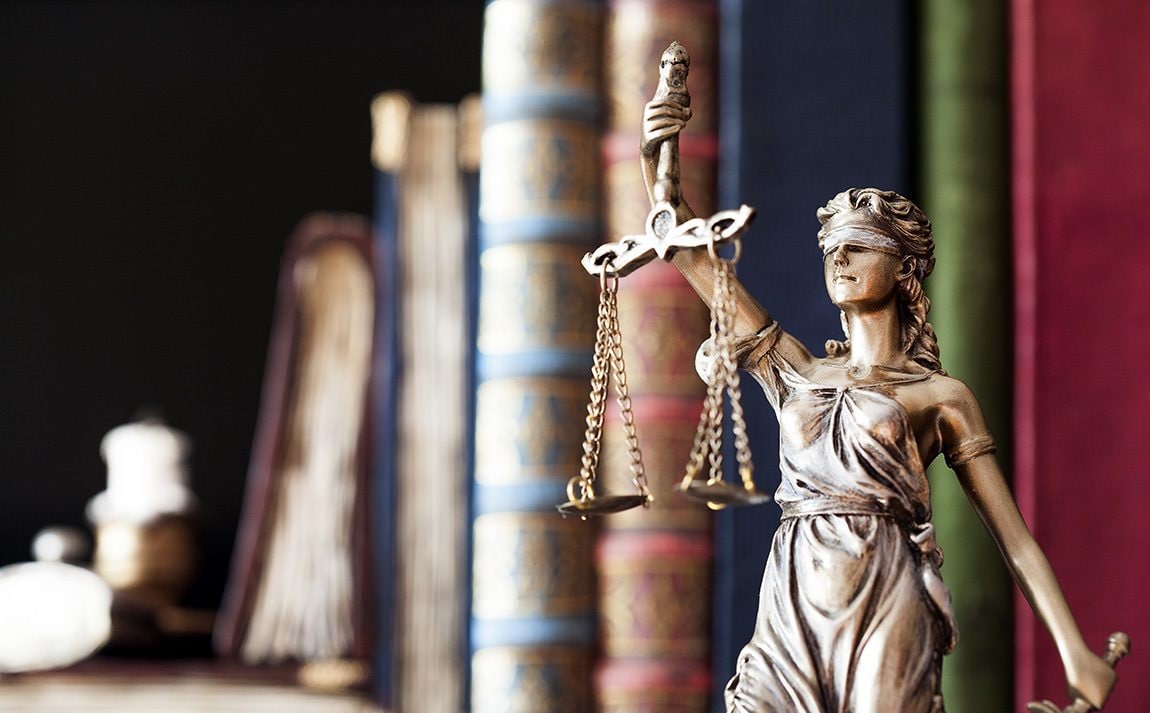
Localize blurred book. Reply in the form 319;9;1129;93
214;214;376;683
370;92;479;713
469;1;605;711
595;2;718;711
0;674;380;712
919;3;1014;711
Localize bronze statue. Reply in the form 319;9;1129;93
636;43;1124;713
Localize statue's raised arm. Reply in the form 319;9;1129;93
639;42;773;339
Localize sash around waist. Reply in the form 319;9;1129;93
778;494;957;652
779;496;909;522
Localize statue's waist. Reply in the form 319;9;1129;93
779;496;915;523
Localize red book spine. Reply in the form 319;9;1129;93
597;2;718;711
1012;2;1150;710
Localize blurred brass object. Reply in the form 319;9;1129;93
93;514;197;609
370;92;412;172
87;416;198;615
298;658;372;693
457;93;483;172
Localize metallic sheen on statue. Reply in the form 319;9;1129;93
561;41;1128;712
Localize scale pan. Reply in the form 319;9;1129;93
677;480;771;509
556;494;651;518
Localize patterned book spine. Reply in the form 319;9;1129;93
596;2;717;711
713;2;913;708
918;3;1013;711
371;93;477;713
471;2;604;711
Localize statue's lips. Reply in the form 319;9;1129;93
834;273;858;282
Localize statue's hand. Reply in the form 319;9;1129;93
1066;648;1116;709
641;99;691;156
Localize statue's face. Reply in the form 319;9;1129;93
823;243;903;309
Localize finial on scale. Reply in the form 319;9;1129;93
652;41;691;209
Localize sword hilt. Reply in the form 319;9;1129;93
1026;631;1129;713
1102;631;1130;668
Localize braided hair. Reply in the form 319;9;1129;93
817;188;943;373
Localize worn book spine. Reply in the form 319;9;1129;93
470;1;604;711
918;3;1013;711
371;92;477;713
214;213;376;679
368;93;405;709
596;2;716;711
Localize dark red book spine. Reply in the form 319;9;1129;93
1011;2;1150;710
597;2;718;711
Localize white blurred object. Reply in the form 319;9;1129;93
32;526;91;563
0;562;112;673
87;418;196;524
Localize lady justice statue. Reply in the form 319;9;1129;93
633;42;1124;712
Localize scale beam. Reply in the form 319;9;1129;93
581;202;756;278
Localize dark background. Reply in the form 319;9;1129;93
0;1;483;608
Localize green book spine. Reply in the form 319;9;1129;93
919;2;1013;710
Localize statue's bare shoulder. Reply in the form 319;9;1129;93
921;372;993;449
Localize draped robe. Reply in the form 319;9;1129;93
720;324;959;713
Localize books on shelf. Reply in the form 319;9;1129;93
471;1;605;711
596;2;718;711
370;92;480;713
0;673;381;713
215;213;376;676
1010;1;1150;709
919;3;1013;710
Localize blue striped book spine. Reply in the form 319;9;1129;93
470;1;605;712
